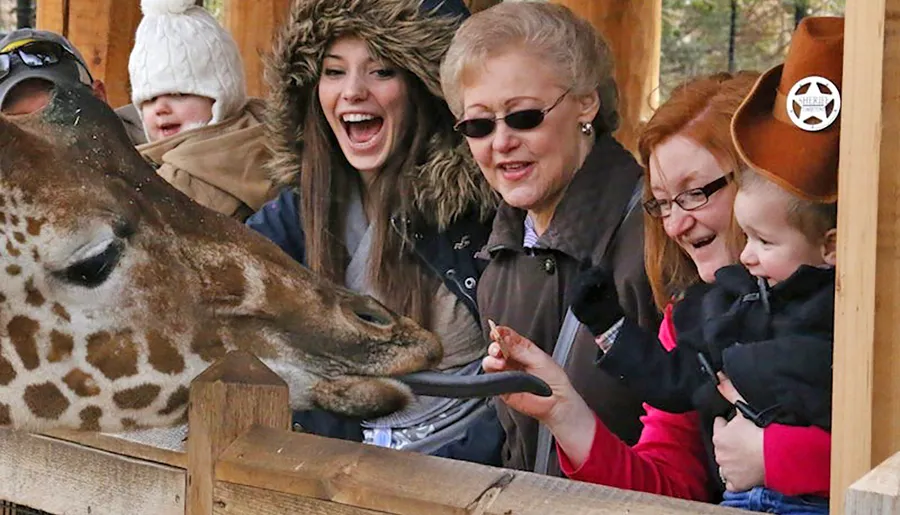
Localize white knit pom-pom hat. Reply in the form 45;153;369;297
128;0;247;125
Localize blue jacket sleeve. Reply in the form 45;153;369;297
246;189;306;264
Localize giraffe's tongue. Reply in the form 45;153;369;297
396;371;552;399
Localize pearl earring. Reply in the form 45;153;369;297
580;122;594;136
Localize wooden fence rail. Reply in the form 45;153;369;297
0;350;895;515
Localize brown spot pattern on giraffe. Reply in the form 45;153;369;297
25;217;45;236
113;384;161;410
121;418;139;429
47;330;74;362
85;331;139;380
5;264;21;275
31;247;40;262
0;212;5;224
191;329;227;363
158;386;189;416
52;303;71;322
63;369;100;397
0;351;17;385
24;278;45;307
9;214;17;225
9;316;40;370
204;261;247;306
0;404;10;426
24;382;70;419
5;240;20;257
79;406;102;431
13;232;25;244
147;331;185;375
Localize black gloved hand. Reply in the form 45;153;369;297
569;264;625;337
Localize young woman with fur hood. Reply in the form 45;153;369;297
246;0;501;463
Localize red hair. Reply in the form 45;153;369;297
637;71;759;310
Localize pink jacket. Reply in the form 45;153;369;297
557;304;831;500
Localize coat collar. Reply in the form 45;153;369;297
483;134;642;263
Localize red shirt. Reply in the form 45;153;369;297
557;304;831;499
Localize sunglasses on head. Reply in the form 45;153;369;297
454;89;571;139
0;41;93;84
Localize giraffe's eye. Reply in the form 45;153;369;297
56;239;124;288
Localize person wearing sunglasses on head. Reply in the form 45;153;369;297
0;28;146;145
440;2;659;477
245;0;503;465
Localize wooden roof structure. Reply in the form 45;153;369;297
22;1;900;514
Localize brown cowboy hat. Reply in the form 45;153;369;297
731;16;844;202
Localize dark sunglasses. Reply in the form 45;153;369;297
643;172;734;218
0;41;93;83
454;89;570;139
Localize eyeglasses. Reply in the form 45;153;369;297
0;41;94;84
642;173;734;218
454;89;570;139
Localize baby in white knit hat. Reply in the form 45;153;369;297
127;0;275;221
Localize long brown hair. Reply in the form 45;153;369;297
637;72;759;310
300;68;453;327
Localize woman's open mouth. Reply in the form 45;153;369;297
341;113;384;150
692;235;716;249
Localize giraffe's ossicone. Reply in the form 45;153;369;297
0;85;445;432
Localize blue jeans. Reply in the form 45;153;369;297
721;487;829;514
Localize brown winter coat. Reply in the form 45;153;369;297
477;134;660;475
138;98;275;221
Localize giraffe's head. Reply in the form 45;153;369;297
0;85;444;431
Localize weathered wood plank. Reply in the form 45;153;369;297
187;351;290;515
846;452;900;515
0;429;184;515
832;0;900;513
43;428;187;469
222;0;291;98
214;482;389;515
216;426;741;515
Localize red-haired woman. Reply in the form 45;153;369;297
484;72;831;503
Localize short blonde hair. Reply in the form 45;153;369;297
440;2;619;133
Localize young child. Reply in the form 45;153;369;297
128;0;275;221
563;16;844;515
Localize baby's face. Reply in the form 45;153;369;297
141;94;214;142
734;186;827;286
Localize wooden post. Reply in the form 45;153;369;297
35;0;142;109
845;452;900;515
35;0;67;35
832;0;900;513
549;0;661;155
186;350;290;515
222;0;291;99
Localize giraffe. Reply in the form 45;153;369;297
0;84;448;433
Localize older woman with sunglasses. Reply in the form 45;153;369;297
440;2;659;476
481;70;832;504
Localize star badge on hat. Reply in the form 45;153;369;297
786;75;841;132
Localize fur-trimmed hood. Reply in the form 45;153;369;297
265;0;495;227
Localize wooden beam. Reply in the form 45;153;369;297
223;0;291;99
549;0;661;155
187;351;290;515
845;452;900;515
35;0;67;35
63;0;142;108
832;0;900;513
215;426;743;515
